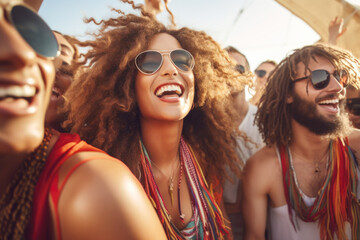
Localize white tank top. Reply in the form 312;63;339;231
269;147;359;240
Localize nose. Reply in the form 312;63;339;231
327;73;345;94
0;16;37;70
159;54;178;77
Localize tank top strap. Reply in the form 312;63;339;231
49;156;105;240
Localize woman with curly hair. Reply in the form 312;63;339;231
65;1;249;239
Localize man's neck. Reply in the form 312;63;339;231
233;91;249;126
290;119;332;161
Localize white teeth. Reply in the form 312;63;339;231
155;84;182;97
318;99;339;105
0;85;36;98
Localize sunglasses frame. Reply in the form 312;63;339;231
135;49;195;75
293;69;348;90
3;3;60;59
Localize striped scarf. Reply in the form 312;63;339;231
139;137;227;240
280;138;360;240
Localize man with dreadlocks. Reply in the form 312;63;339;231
242;44;360;240
0;1;166;239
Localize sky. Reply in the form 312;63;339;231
39;0;321;71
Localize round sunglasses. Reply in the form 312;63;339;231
346;98;360;116
292;69;348;90
135;49;195;75
5;4;59;59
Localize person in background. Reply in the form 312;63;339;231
0;1;166;239
64;1;248;239
45;31;78;132
223;46;264;240
249;60;277;106
242;43;360;240
345;84;360;129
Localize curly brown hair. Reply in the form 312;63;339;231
256;43;360;147
64;0;249;183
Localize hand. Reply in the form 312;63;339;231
328;16;347;45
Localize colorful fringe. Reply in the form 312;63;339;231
139;137;227;239
280;138;360;240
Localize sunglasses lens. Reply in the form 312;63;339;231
136;51;162;74
170;50;194;72
256;70;266;78
346;98;360;116
11;5;59;58
311;70;329;89
236;65;245;74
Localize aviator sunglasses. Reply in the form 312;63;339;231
346;98;360;116
135;49;195;75
292;69;348;90
4;4;59;58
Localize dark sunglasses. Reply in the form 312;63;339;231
235;64;245;74
255;69;267;78
346;98;360;116
4;4;59;59
293;69;348;90
135;49;195;75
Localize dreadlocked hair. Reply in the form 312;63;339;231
256;43;360;147
0;129;51;240
64;0;249;183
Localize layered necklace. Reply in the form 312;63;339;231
279;138;360;240
150;156;181;207
290;148;329;176
139;137;227;240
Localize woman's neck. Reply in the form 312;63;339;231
140;118;183;168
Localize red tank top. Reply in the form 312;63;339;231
27;133;111;240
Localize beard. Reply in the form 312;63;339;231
290;91;351;137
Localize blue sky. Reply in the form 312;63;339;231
39;0;320;70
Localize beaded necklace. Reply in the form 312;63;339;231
279;138;360;240
0;128;52;239
139;137;227;240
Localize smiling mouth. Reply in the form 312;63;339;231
0;85;37;104
155;84;184;98
318;98;340;112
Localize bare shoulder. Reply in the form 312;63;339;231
243;146;281;192
244;146;280;175
55;151;166;240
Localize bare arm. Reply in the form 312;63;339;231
242;151;270;240
328;16;346;45
55;153;166;240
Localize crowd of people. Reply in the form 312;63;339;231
1;0;360;239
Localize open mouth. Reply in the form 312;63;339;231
155;84;184;98
0;85;37;105
318;98;339;111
